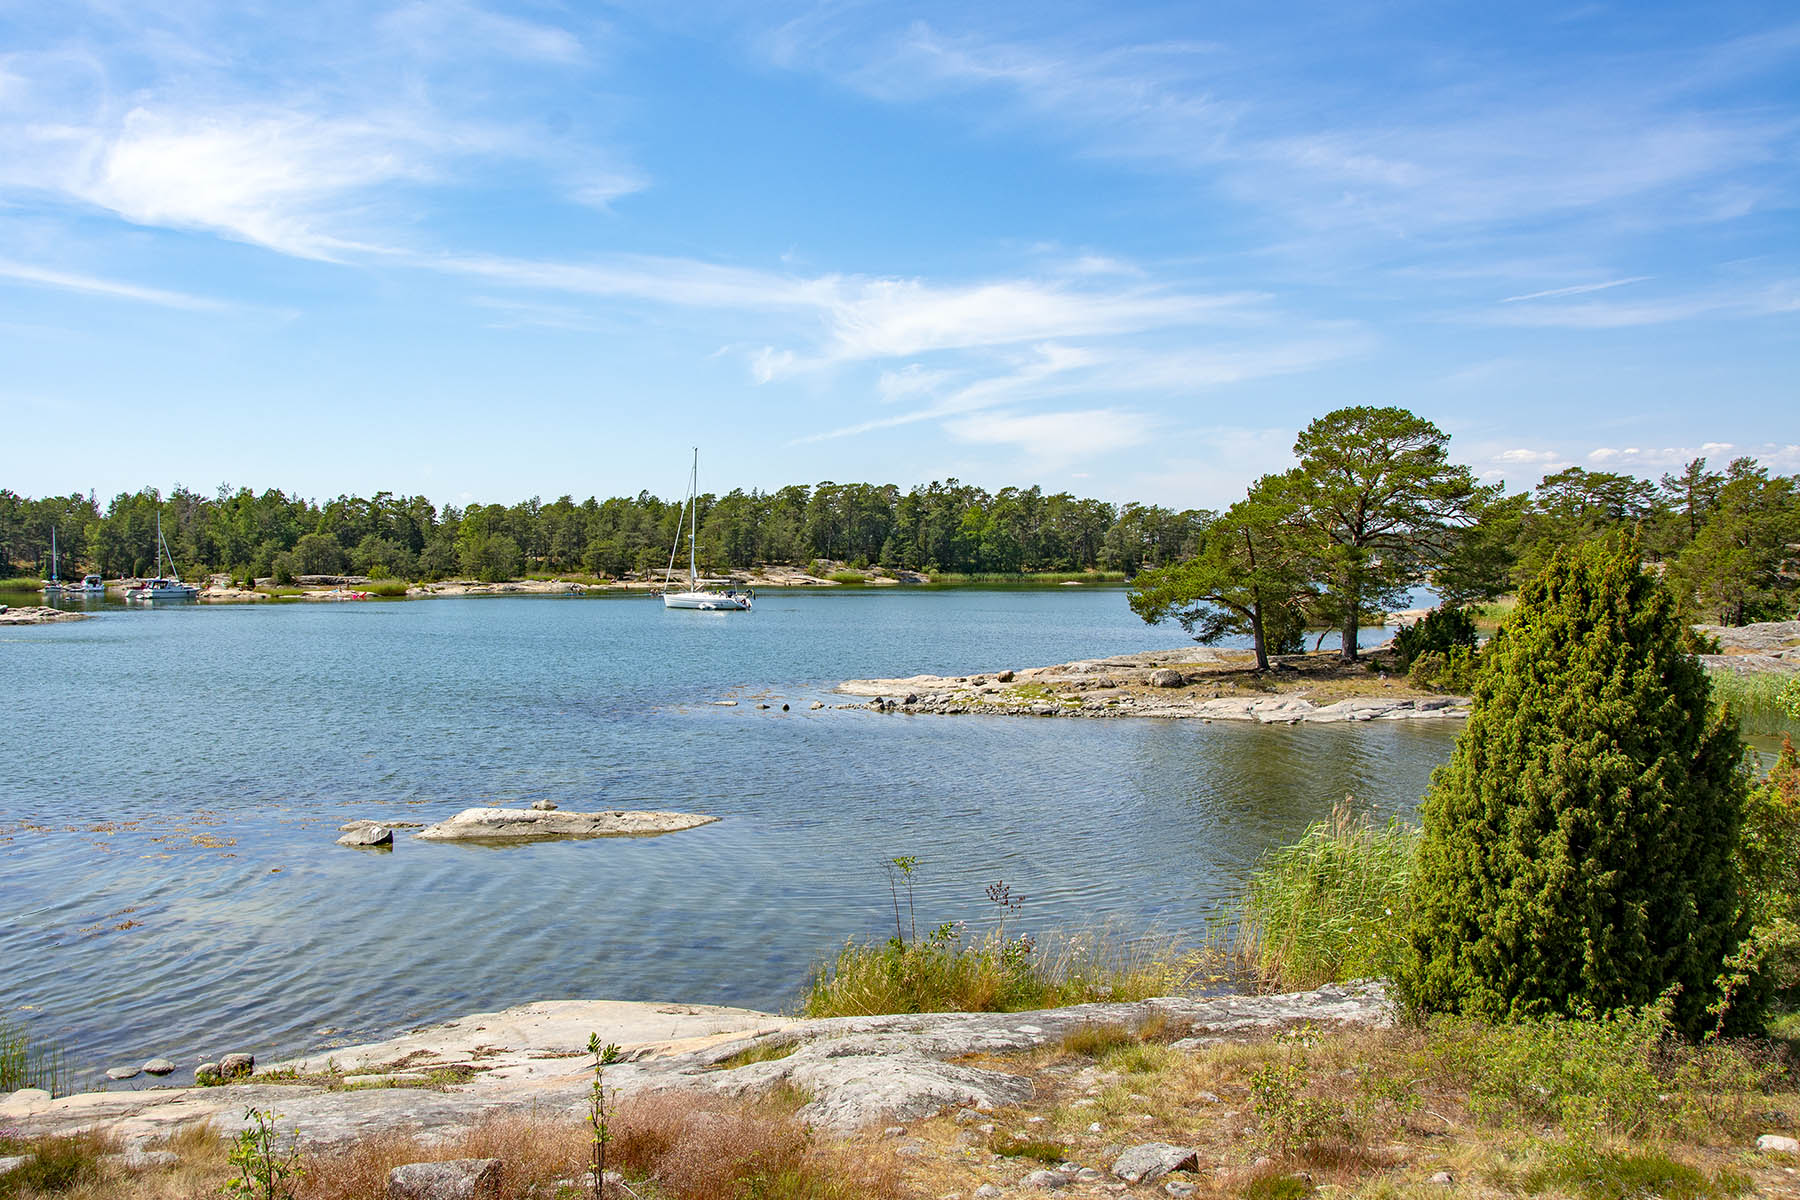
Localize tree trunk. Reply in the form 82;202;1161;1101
1250;603;1269;671
1341;603;1360;661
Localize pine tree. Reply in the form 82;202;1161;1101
1402;536;1749;1036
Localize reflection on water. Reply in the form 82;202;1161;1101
0;589;1458;1080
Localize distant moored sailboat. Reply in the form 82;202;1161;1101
660;449;752;612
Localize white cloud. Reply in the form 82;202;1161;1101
944;407;1156;464
378;1;587;65
1500;277;1651;303
0;259;230;310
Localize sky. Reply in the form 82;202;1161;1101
2;0;1796;511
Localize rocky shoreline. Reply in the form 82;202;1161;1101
841;648;1472;724
0;983;1392;1149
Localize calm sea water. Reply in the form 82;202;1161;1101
1;588;1457;1083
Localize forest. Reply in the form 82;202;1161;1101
3;413;1794;632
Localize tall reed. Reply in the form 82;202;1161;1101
1707;668;1800;741
1231;805;1418;991
0;1017;65;1096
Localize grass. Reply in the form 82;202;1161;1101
802;926;1182;1017
255;585;308;598
0;1132;113;1198
1708;667;1800;741
1229;805;1418;991
827;570;868;584
1524;1149;1749;1200
0;576;44;591
993;1137;1069;1162
359;580;410;597
713;1039;800;1070
0;1017;64;1097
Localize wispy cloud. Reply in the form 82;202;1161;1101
1501;277;1651;304
0;259;230;310
944;407;1156;465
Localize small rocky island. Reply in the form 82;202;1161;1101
414;806;720;842
0;605;92;625
842;647;1470;724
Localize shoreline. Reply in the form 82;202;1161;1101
840;647;1473;724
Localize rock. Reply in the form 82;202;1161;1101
0;1088;53;1117
1148;668;1184;688
218;1052;255;1079
106;1065;141;1080
1088;1122;1103;1133
387;1158;503;1199
1759;1134;1800;1155
975;1187;1003;1199
194;1063;221;1086
0;1156;25;1177
1164;1184;1196;1198
337;825;393;848
1024;1168;1069;1188
143;1058;175;1076
712;700;738;706
995;670;1014;682
883;1125;907;1138
1428;1171;1454;1185
810;701;824;709
415;807;719;842
107;1147;181;1170
1111;1143;1199;1184
529;800;557;811
903;693;918;705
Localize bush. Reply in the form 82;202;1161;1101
1716;737;1800;1022
1232;806;1416;991
1404;537;1750;1037
1392;606;1478;670
1407;645;1480;693
269;552;297;586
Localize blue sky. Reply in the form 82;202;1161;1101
2;0;1796;510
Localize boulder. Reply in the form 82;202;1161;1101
0;1156;24;1178
1148;668;1184;688
337;825;393;848
194;1063;221;1086
218;1053;254;1079
995;670;1015;682
0;1088;52;1118
1758;1133;1800;1155
529;800;557;811
1111;1143;1199;1184
1025;1167;1070;1188
416;807;719;842
105;1065;141;1081
387;1158;503;1199
143;1058;175;1076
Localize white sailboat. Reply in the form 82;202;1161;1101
41;527;63;596
125;513;199;602
661;449;752;612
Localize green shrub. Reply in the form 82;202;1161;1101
1524;1148;1747;1200
1404;537;1750;1036
993;1138;1068;1162
1406;645;1480;693
1232;806;1416;991
1393;606;1478;670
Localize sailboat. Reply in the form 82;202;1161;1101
41;527;63;596
125;513;199;601
661;449;752;612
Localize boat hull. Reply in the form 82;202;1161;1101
662;591;751;611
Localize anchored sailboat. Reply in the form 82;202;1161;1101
661;449;751;612
125;513;199;602
41;526;63;596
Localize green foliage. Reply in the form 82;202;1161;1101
0;1133;107;1197
1392;606;1478;670
1250;1027;1342;1156
0;1017;64;1096
1240;1174;1315;1200
1525;1148;1748;1200
588;1033;623;1200
1668;461;1798;625
1405;537;1751;1037
1283;406;1490;660
223;1107;302;1199
0;576;43;590
1407;645;1480;693
269;552;297;586
1707;669;1800;740
1233;807;1417;990
1128;481;1314;669
993;1138;1069;1162
1715;738;1800;1023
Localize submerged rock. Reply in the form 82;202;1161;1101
415;807;719;842
337;825;394;848
142;1058;175;1076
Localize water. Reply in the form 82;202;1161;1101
0;588;1457;1082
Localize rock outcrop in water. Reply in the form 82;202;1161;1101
0;606;92;625
415;807;719;842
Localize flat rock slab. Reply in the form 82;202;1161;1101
415;807;719;841
1112;1142;1199;1183
0;606;91;625
388;1157;502;1199
7;984;1390;1148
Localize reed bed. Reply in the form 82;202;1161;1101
0;1018;64;1097
1708;668;1800;741
802;926;1182;1017
1230;805;1418;992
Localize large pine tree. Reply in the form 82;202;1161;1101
1402;536;1749;1036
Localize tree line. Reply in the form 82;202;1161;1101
1129;406;1799;665
0;480;1205;585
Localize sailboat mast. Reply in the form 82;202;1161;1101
688;447;699;587
50;526;58;584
